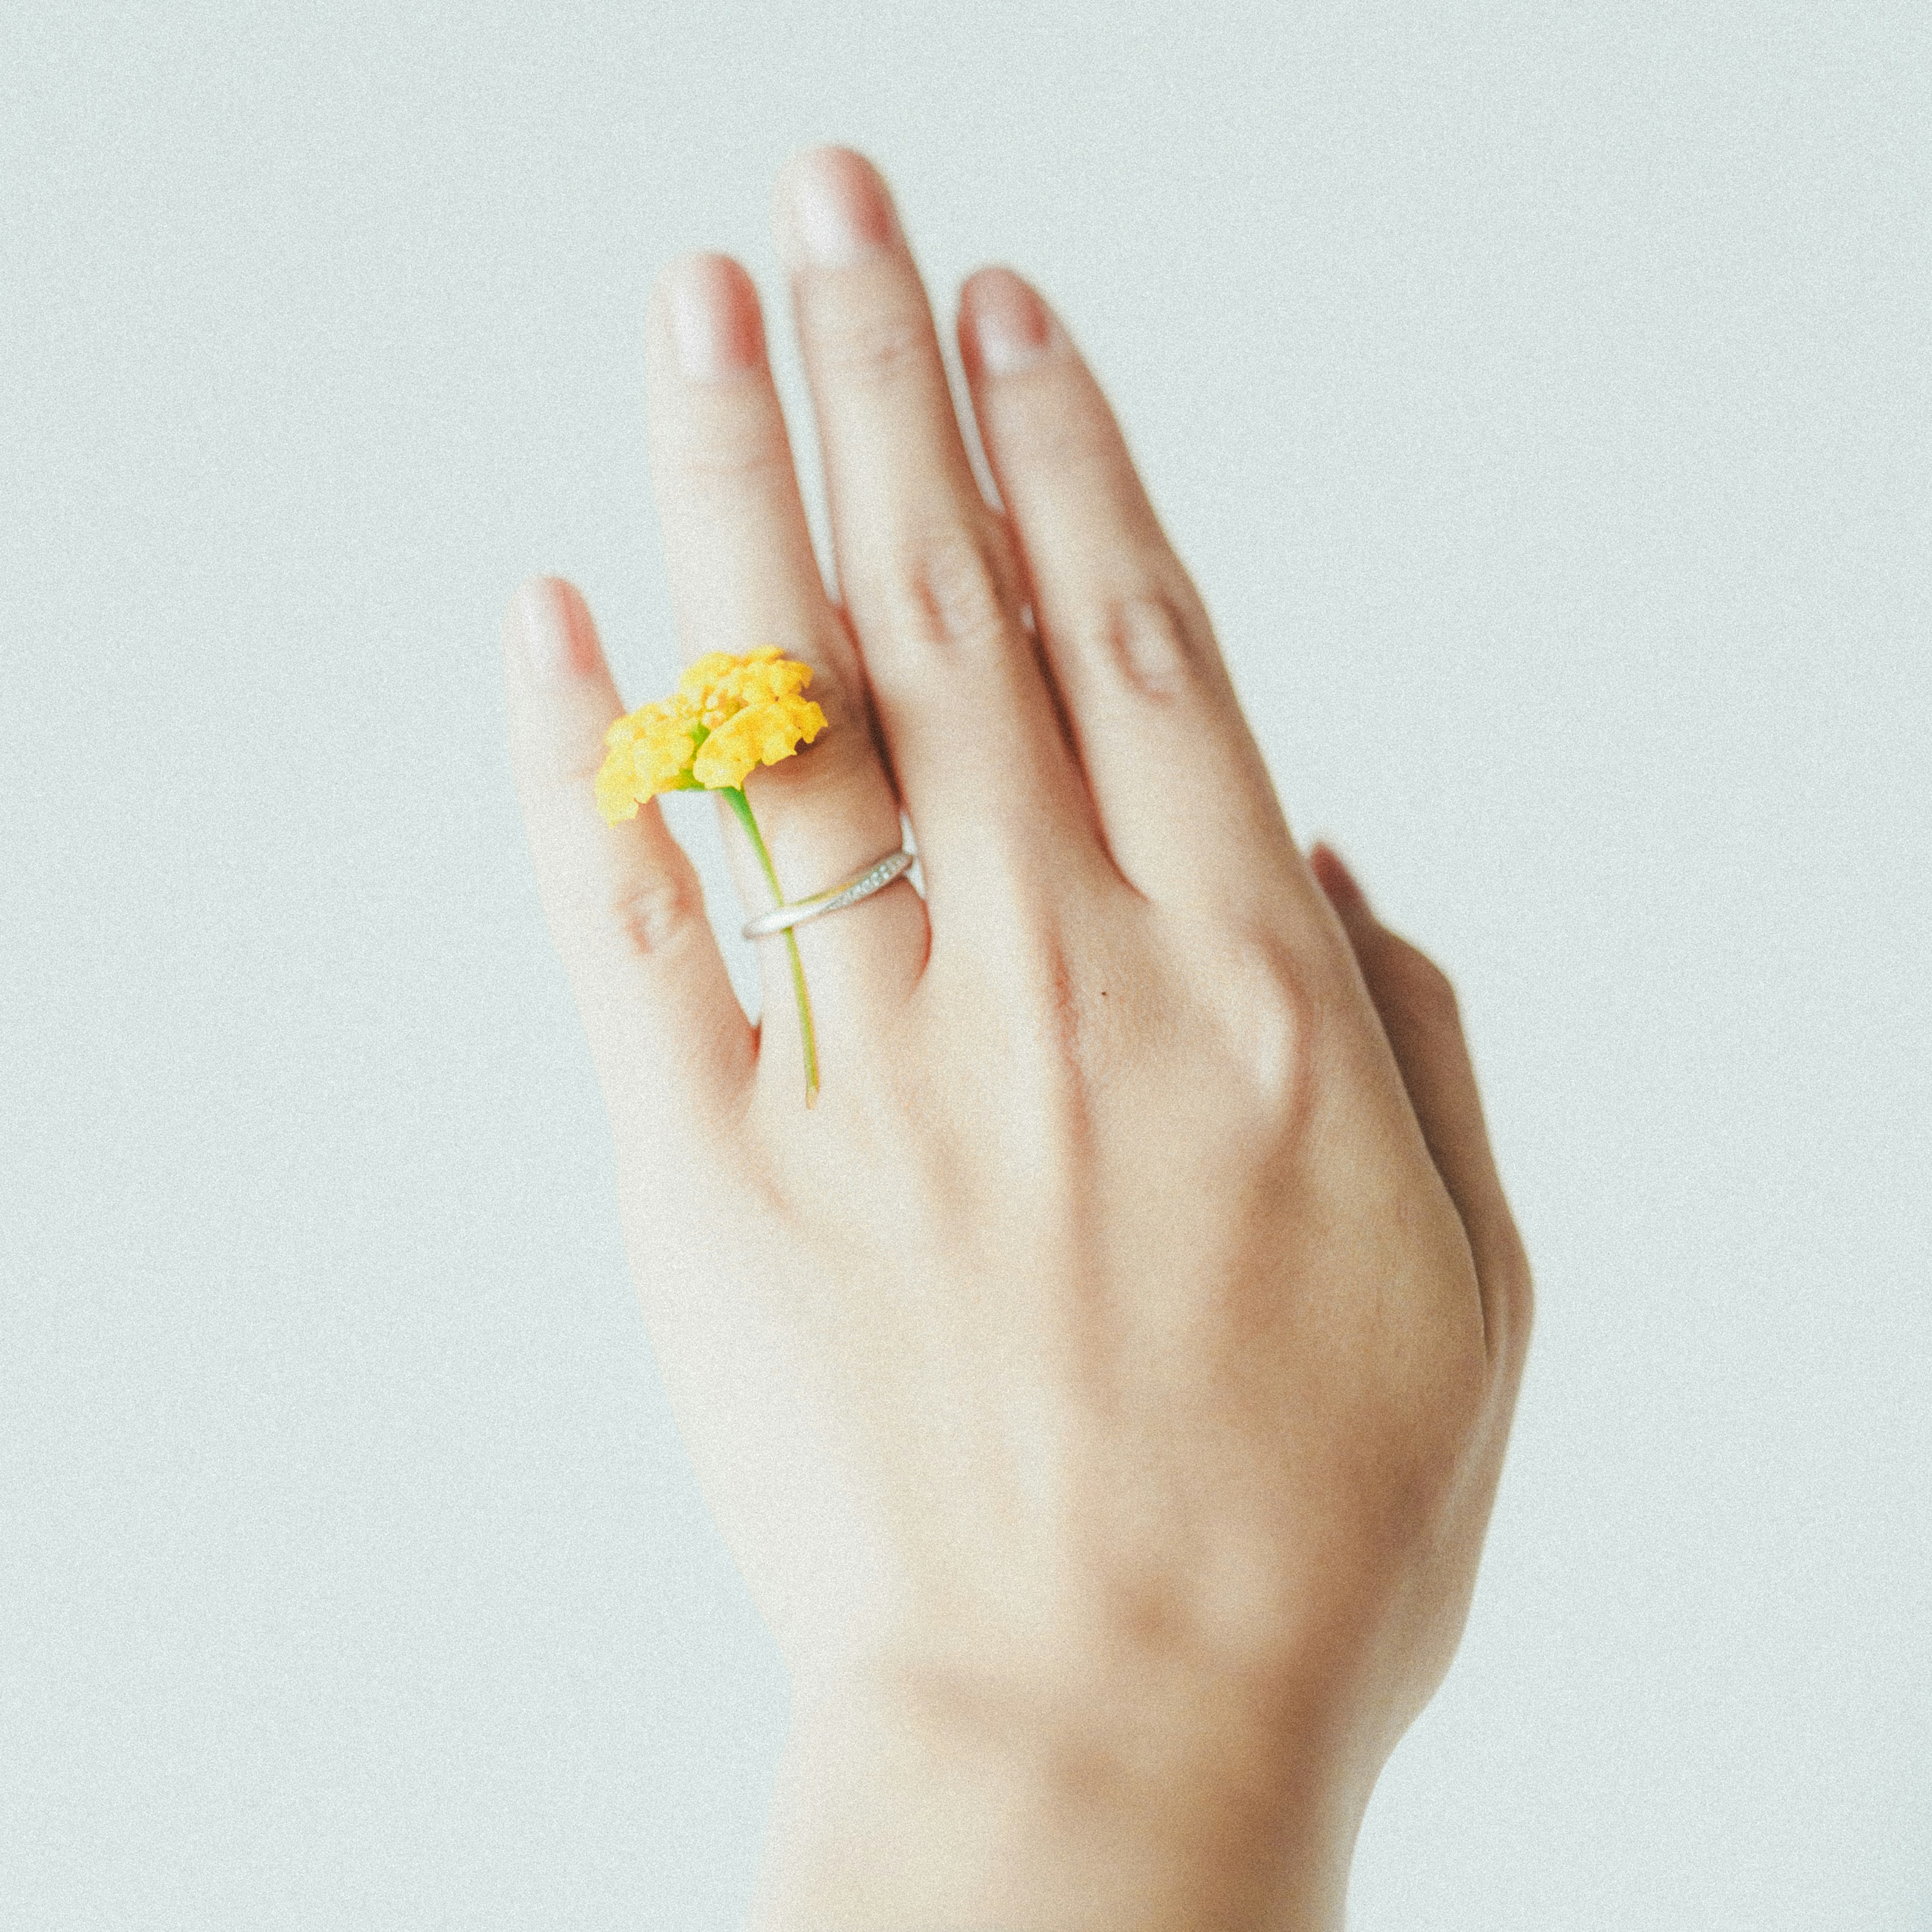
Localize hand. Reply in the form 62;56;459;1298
504;145;1531;1932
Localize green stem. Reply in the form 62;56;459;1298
723;785;820;1107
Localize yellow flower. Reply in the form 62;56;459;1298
594;647;831;1106
595;647;827;823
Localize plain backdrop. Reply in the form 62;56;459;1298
4;3;1927;1927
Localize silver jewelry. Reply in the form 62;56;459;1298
742;846;915;941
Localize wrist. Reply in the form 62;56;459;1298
753;1641;1360;1932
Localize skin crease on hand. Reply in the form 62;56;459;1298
503;144;1532;1932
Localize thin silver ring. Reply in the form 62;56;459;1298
742;846;915;941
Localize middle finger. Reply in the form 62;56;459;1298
772;146;1112;927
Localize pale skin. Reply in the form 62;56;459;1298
503;145;1532;1931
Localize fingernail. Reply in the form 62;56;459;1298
780;147;898;268
513;576;596;686
668;253;763;383
1310;842;1370;912
968;268;1054;375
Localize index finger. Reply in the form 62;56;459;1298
958;266;1322;934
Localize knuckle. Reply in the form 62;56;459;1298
603;859;706;958
816;309;929;390
954;918;1114;1153
1209;929;1325;1126
1086;590;1200;701
675;431;796;507
889;520;1022;656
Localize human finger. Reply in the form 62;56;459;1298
503;575;756;1150
645;252;927;1031
959;266;1318;929
771;146;1112;928
1311;842;1534;1372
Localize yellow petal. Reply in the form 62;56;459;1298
678;645;816;721
677;652;745;705
692;695;827;789
593;698;706;821
597;655;825;815
738;655;813;706
595;740;641;823
635;711;702;792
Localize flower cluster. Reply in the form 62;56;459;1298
596;647;827;823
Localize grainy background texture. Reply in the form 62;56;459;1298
3;3;1927;1926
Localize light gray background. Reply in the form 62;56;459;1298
4;3;1927;1926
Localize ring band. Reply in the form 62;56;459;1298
742;846;915;941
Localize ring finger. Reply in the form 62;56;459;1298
643;251;927;1042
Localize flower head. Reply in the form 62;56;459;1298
595;647;827;822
